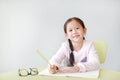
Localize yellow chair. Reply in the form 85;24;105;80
94;40;107;64
94;40;120;80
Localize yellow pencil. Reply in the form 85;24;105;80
36;49;51;65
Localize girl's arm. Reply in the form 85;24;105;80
48;42;67;73
77;42;100;72
59;65;80;73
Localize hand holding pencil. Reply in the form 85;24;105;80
36;49;59;74
48;65;59;74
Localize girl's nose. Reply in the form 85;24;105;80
72;29;76;33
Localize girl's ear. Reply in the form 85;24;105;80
84;28;87;35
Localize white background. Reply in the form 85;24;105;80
0;0;120;73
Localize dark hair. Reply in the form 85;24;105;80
68;39;74;66
64;17;86;33
64;17;86;66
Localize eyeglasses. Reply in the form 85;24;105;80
18;68;38;77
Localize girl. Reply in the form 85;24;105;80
48;17;100;74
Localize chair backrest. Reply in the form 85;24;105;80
94;40;107;64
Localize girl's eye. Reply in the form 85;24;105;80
69;30;72;32
76;27;79;29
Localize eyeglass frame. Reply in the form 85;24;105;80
18;68;39;77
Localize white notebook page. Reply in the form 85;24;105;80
39;67;99;78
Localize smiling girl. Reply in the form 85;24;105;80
48;17;100;74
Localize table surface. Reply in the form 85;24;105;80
0;67;120;80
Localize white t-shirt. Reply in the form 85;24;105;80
50;40;100;72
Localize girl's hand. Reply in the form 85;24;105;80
59;65;80;73
48;65;59;74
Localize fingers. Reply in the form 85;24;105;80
74;65;80;71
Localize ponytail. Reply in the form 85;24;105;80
68;39;74;66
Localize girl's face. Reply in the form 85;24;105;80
65;20;86;43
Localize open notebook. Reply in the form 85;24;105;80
39;67;100;78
